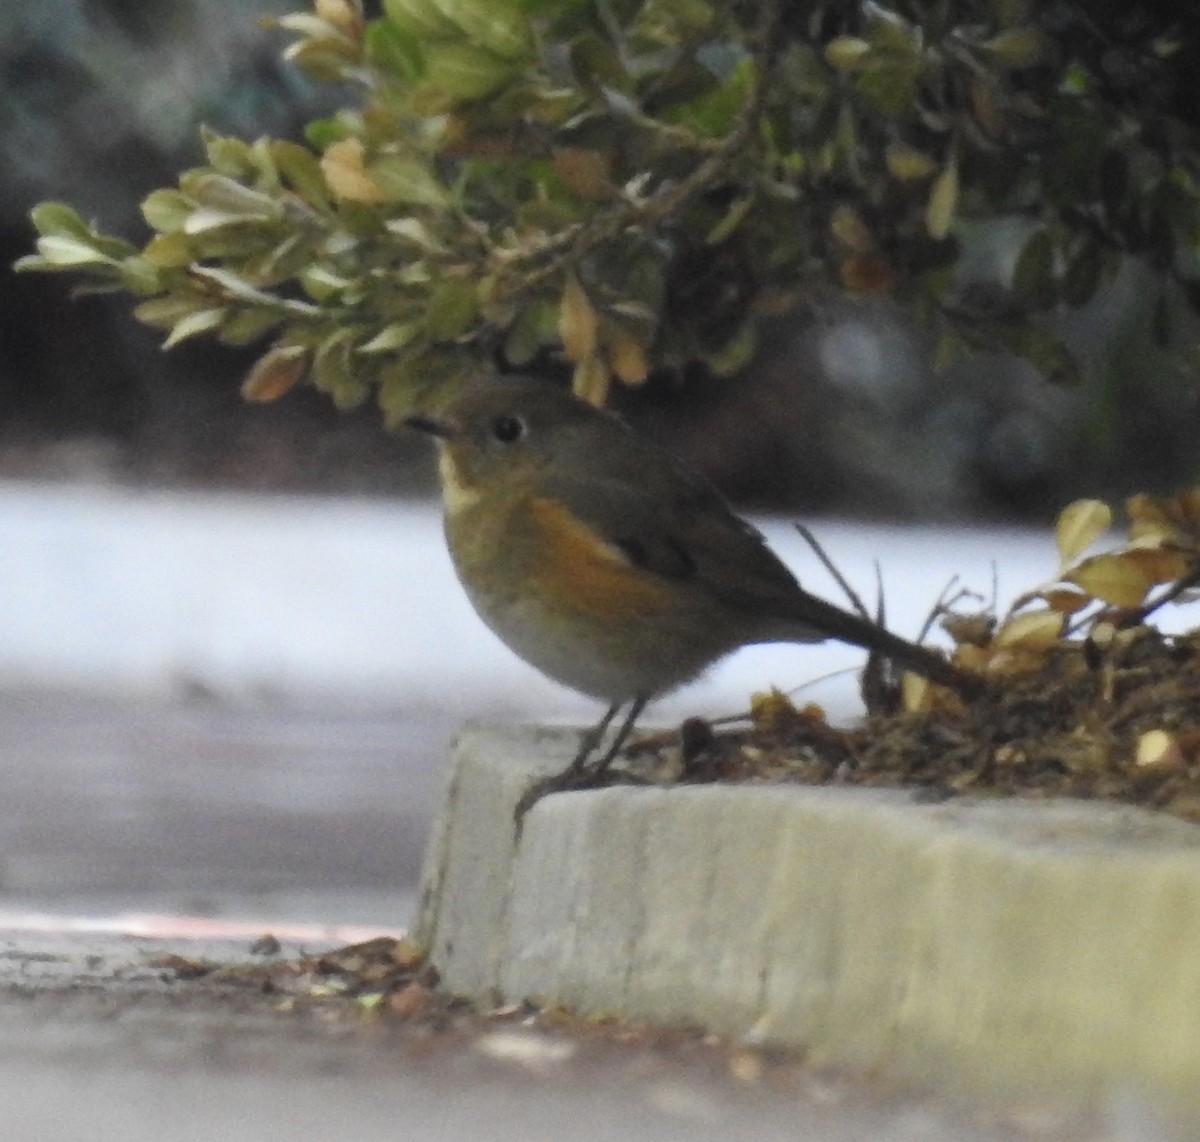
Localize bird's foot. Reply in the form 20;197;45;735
513;759;651;828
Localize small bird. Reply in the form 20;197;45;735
406;378;977;799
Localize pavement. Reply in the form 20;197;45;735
0;689;1188;1142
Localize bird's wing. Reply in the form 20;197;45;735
536;460;809;620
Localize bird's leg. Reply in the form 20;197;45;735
585;694;648;781
563;700;622;779
514;695;650;826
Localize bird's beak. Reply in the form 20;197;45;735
402;412;458;440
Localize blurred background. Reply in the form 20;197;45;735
0;0;1196;930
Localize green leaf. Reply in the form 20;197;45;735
981;27;1051;69
426;279;479;339
1061;240;1103;307
29;202;93;241
503;301;557;366
705;320;756;376
1013;326;1082;385
925;158;959;240
421;41;518;101
824;37;871;72
180;173;281;220
201;128;256;180
383;0;459;40
365;17;425;81
359;323;420;354
569;32;631;94
1012;229;1057;309
271;141;334;210
666;55;754;139
163;307;228;349
118;256;163;295
370;155;450;206
33;235;118;268
863;4;918;51
142;190;194;233
432;0;534;61
134;296;210;329
219;309;287;346
856;57;921;117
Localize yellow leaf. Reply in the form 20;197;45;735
558;273;598;363
994;609;1063;649
750;687;799;733
1056;498;1112;564
320;138;388;203
885;142;938;181
925;157;958;240
1037;587;1091;614
1123;546;1193;586
1126;493;1177;546
824;37;871;71
572;354;609;407
241;344;309;402
1067;553;1153;607
604;323;649;385
900;671;930;713
1136;729;1184;770
315;0;363;36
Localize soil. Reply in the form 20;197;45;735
670;624;1200;825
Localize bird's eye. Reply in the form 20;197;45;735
490;414;526;443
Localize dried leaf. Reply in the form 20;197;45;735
1037;587;1092;615
242;344;309;402
1121;546;1193;586
1056;498;1112;564
552;148;612;201
1136;729;1184;770
750;687;801;734
1067;553;1154;608
839;254;897;295
321;138;388;203
900;671;930;713
316;0;363;37
994;609;1063;649
605;323;650;385
1123;491;1171;544
559;273;598;363
572;354;609;407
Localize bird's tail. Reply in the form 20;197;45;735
777;590;983;699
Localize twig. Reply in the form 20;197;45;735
793;522;873;622
1119;560;1200;628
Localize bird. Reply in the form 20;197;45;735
405;377;978;803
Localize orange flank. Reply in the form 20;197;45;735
525;496;687;622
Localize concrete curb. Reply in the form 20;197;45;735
415;724;1200;1114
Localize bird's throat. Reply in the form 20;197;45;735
438;449;483;515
